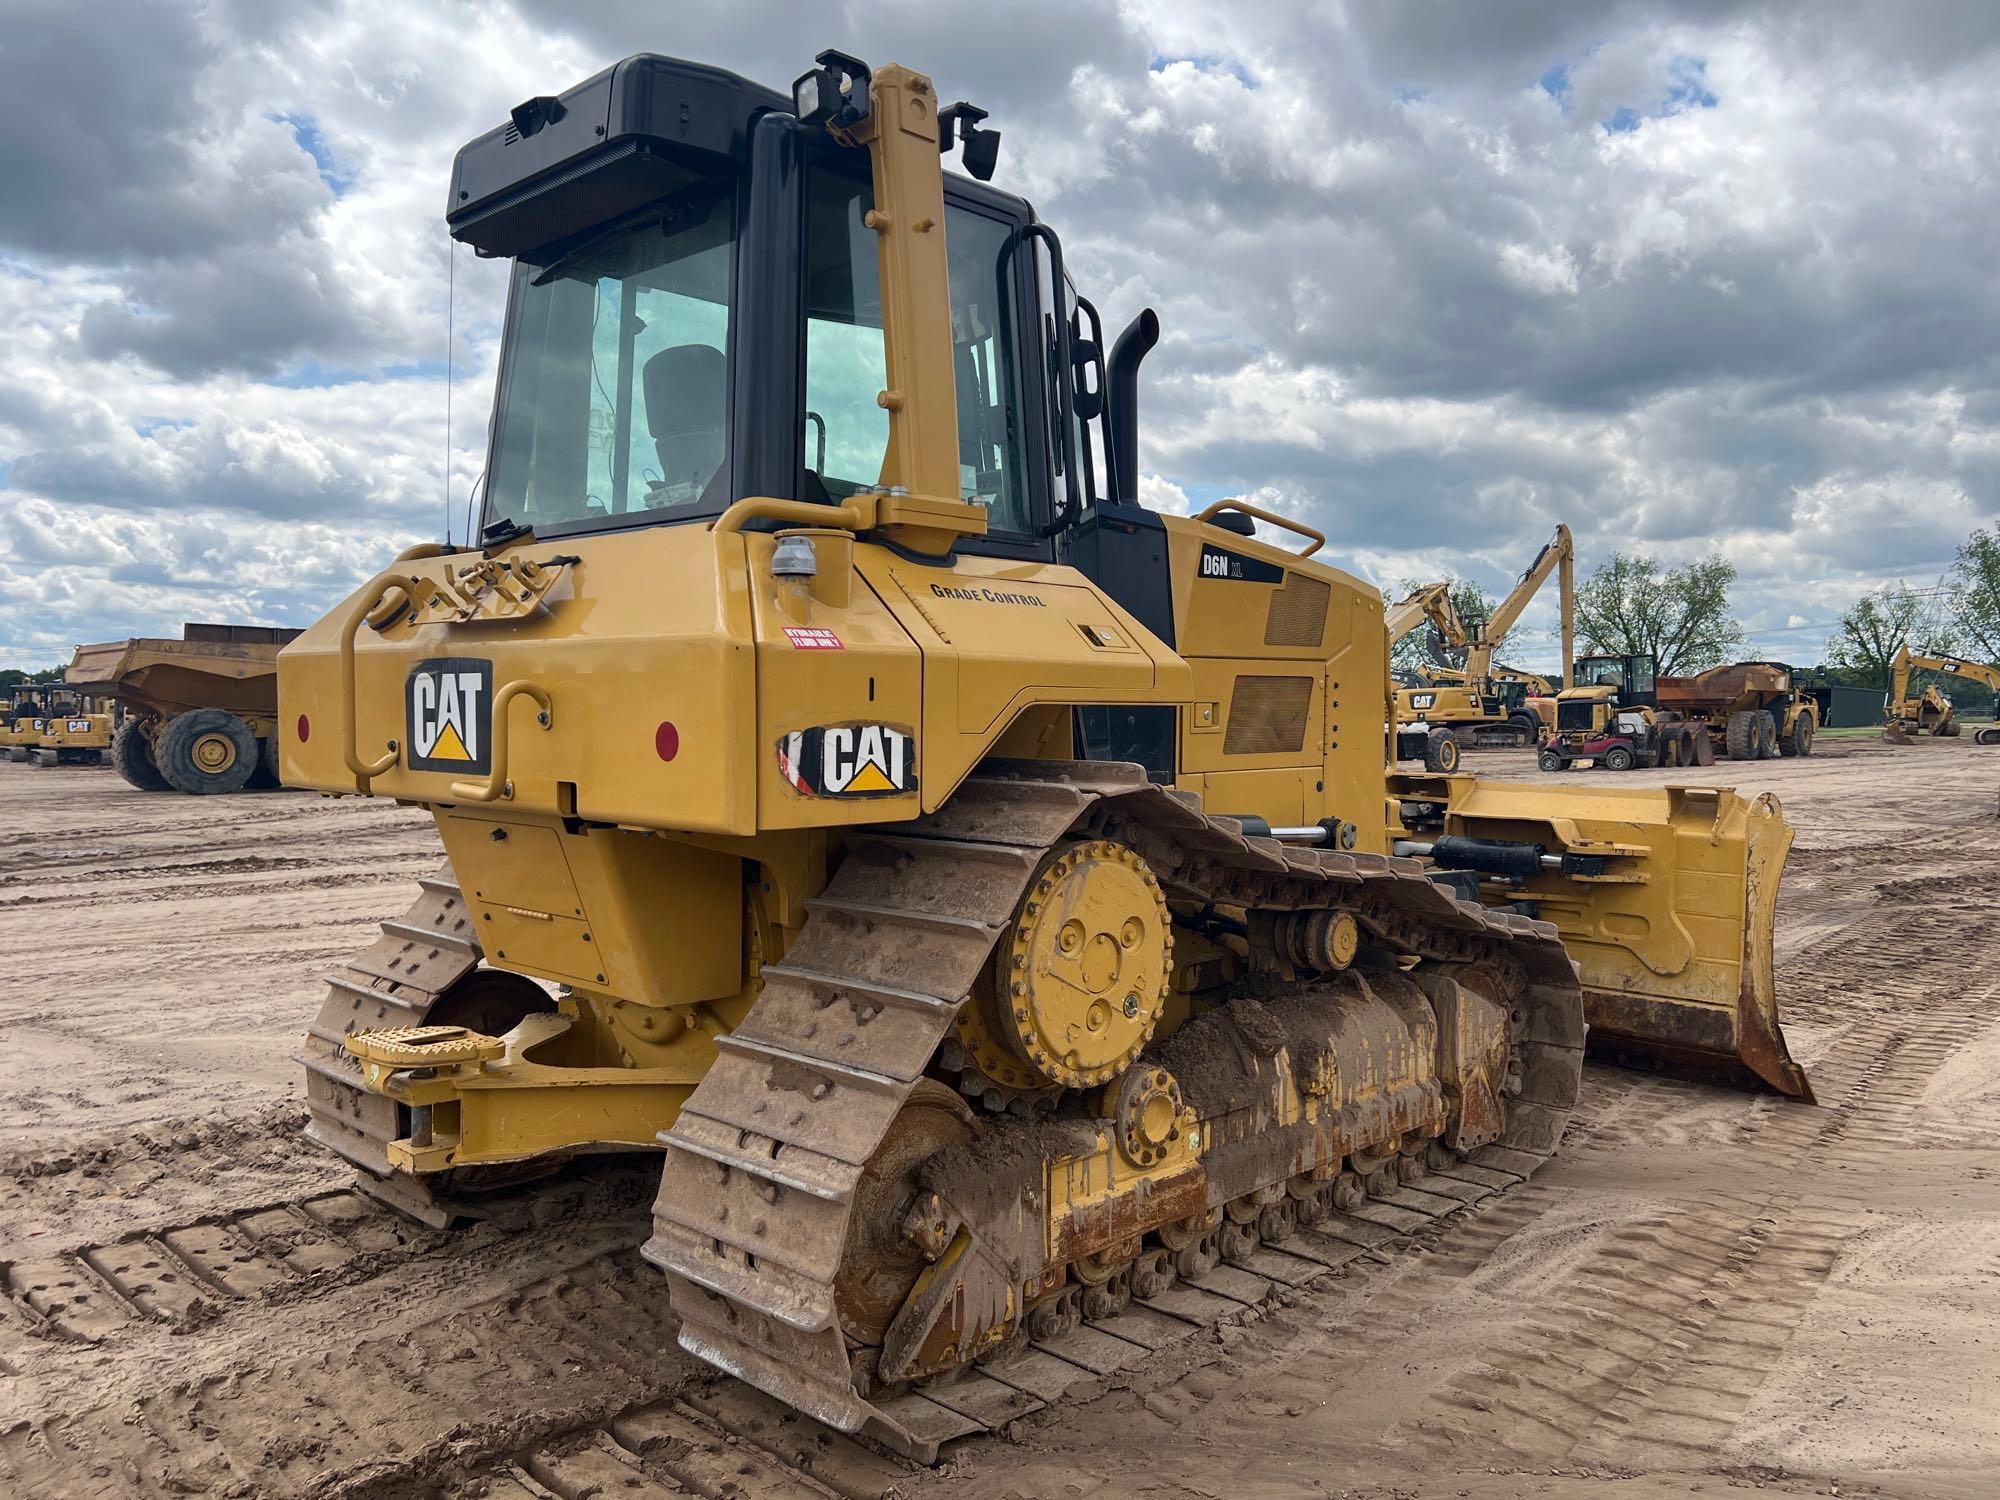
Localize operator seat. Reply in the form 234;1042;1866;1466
641;343;727;507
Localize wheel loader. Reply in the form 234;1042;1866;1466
280;50;1809;1460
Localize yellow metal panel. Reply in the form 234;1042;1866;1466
1178;767;1313;826
437;811;743;1008
280;526;760;835
747;531;926;829
1179;661;1320;773
852;549;1187;808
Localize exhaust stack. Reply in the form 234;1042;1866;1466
1106;308;1160;504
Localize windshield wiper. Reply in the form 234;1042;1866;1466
481;517;536;550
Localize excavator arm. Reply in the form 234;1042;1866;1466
1463;525;1574;687
1902;648;2000;694
1387;582;1468;652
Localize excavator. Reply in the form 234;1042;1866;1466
1391;526;1574;771
279;51;1809;1460
1386;581;1467;655
1883;645;2000;744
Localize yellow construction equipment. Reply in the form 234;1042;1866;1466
1391;526;1574;770
1541;655;1820;770
67;624;301;792
2;686;61;760
1883;645;2000;743
1386;581;1468;655
279;51;1809;1459
33;694;116;768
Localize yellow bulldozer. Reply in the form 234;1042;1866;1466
280;51;1810;1460
1390;525;1574;771
1882;645;2000;744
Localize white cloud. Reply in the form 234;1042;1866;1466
2;0;1998;673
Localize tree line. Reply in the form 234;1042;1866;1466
1396;524;2000;700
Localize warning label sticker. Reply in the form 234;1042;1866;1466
781;627;845;650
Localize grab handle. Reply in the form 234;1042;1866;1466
338;544;451;791
449;680;552;803
1195;499;1325;557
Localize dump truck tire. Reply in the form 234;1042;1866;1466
1507;712;1540;746
1724;710;1755;759
1779;712;1814;757
1424;728;1461;773
1742;710;1774;759
111;720;172;791
156;708;259;795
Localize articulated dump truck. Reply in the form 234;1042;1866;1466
68;623;302;793
281;51;1809;1460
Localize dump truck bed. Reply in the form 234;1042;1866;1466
67;623;302;719
1656;661;1795;711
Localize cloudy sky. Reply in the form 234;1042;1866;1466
3;0;1996;671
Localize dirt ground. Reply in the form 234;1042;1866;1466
1;736;1994;1499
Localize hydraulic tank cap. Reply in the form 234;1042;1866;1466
771;535;818;577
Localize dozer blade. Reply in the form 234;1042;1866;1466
1413;777;1814;1102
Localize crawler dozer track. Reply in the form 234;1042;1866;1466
644;762;1584;1460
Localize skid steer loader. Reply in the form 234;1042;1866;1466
280;50;1809;1460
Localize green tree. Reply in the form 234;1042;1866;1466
1387;576;1496;679
0;666;64;689
1574;551;1745;677
1951;526;2000;661
1825;583;1936;689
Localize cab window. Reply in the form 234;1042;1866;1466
802;168;1033;533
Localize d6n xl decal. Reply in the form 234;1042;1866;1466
778;722;916;798
407;658;493;775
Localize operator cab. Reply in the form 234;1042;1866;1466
1570;653;1658;706
451;53;1089;562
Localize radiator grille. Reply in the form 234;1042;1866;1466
1224;675;1314;755
1263;573;1331;647
1557;700;1595;732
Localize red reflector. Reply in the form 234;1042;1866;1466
655;722;680;762
297;714;311;744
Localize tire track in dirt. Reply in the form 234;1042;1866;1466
1390;903;1998;1470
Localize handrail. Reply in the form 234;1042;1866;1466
711;498;868;536
449;680;553;803
337;544;452;791
1195;499;1325;557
